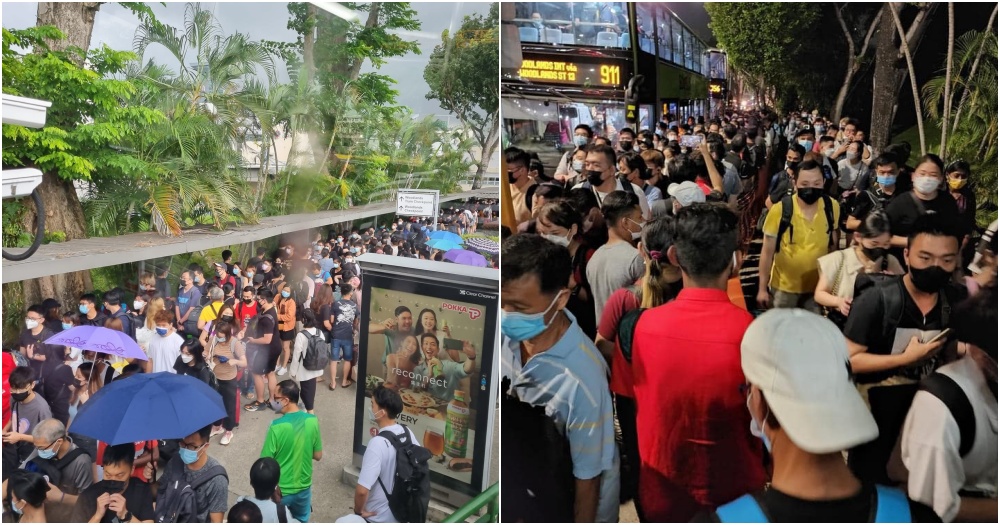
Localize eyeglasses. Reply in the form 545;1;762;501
25;316;44;322
179;442;207;452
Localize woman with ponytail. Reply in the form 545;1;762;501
593;217;682;519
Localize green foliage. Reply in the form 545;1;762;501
2;282;26;347
44;230;67;244
2;199;32;248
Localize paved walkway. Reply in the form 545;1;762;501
209;371;499;522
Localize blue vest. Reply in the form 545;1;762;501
715;485;911;523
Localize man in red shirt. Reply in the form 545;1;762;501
632;203;767;521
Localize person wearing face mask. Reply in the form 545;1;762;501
260;380;322;523
18;419;93;520
943;160;978;261
213;262;236;291
4;471;50;523
698;309;939;523
758;160;840;312
19;305;58;381
630;204;764;523
620;152;662;207
574;143;651;219
191;268;208;297
837;140;872;199
506;147;538;227
174;271;202;336
3;367;53;462
71;442;154;523
886;154;963;266
146;311;183;375
815;210;905;328
616;127;637;154
899;285;997;523
585;191;645;323
846;155;902;232
77;294;107;328
536;201;597;339
519;183;564;234
555;147;588;187
145;425;229;523
766;143;806;209
500;234;619;523
844;215;968;486
196;287;226;333
174;339;213;386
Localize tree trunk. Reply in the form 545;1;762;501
18;2;101;310
303;3;316;85
939;3;954;156
832;6;882;122
890;3;926;156
951;4;998;134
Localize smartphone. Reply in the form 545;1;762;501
217;356;229;363
680;134;703;148
925;329;951;345
443;338;464;352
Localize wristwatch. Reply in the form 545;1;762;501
116;510;133;523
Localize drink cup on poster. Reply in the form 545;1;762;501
423;418;446;457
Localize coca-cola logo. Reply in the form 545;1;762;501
441;302;482;321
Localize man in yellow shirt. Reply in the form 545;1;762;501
506;147;537;227
757;159;839;313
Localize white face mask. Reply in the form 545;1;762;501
25;319;39;330
134;300;146;311
571;160;584;172
913;176;941;194
181;354;194;364
541;233;570;247
824;148;835;157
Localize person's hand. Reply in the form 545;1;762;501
360;510;377;519
902;335;945;364
109;493;128;519
46;482;64;503
384;318;396;330
462;341;476;360
838;297;853;317
443;325;452;338
93;493;111;519
697;139;711;157
143;462;154;481
2;432;24;444
236;330;246;340
756;289;772;310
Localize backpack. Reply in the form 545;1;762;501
715;485;911;523
301;330;330;371
183;304;205;335
291;281;311;317
774;194;835;254
917;372;976;457
375;426;431;523
854;277;954;352
154;457;228;523
24;447;88;487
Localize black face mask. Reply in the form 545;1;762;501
797;187;823;205
100;480;126;494
619;140;633;151
506;171;517;184
786;161;799;172
910;265;951;293
861;246;887;261
220;315;235;323
243;298;254;305
586;170;605;187
10;391;29;402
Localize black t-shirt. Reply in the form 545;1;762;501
849;186;902;222
81;311;109;328
691;484;941;523
71;478;156;523
843;278;967;384
255;307;282;356
40;363;75;426
885;191;962;262
318;303;333;338
18;327;59;378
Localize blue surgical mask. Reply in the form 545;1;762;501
62;323;73;331
156;327;169;336
350;248;358;254
798;140;814;151
748;395;772;453
876;175;897;187
572;136;587;147
178;445;201;465
10;500;24;515
281;291;291;298
500;291;565;342
37;439;60;460
232;268;240;276
79;305;89;315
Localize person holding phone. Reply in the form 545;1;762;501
207;321;246;446
413;335;475;402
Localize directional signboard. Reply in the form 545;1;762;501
397;189;439;217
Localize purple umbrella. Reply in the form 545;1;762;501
44;325;147;361
443;249;490;268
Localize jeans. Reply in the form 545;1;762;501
217;378;238;431
281;486;312;522
331;339;354;361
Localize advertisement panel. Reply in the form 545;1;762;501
353;255;498;504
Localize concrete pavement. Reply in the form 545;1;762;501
206;373;499;523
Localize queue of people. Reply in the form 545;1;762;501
502;107;996;523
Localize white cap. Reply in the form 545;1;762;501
741;309;878;454
667;181;705;207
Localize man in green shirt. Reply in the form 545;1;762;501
261;380;323;522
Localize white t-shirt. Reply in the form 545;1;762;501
901;355;998;522
147;331;184;373
357;424;420;523
572;178;651;219
236;496;301;523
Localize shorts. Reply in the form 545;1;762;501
770;289;820;313
250;345;280;375
279;329;296;342
331;339;353;361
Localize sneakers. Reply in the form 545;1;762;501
220;431;233;446
245;400;267;412
210;426;224;438
276;366;288;376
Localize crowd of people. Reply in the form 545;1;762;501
1;213;479;522
501;108;997;523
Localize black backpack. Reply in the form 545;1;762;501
853;276;954;351
300;330;330;371
154;456;228;523
291;280;311;310
774;194;835;253
376;426;431;523
918;373;976;457
24;447;88;487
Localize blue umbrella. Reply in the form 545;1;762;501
427;231;464;244
426;239;464;251
45;325;147;361
69;372;225;445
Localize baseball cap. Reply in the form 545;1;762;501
667;181;706;208
41;298;61;311
741;309;878;454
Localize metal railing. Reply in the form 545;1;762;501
442;483;499;523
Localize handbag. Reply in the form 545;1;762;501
824;250;849;328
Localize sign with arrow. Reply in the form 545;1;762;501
396;189;439;218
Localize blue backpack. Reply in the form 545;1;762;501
716;485;911;523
